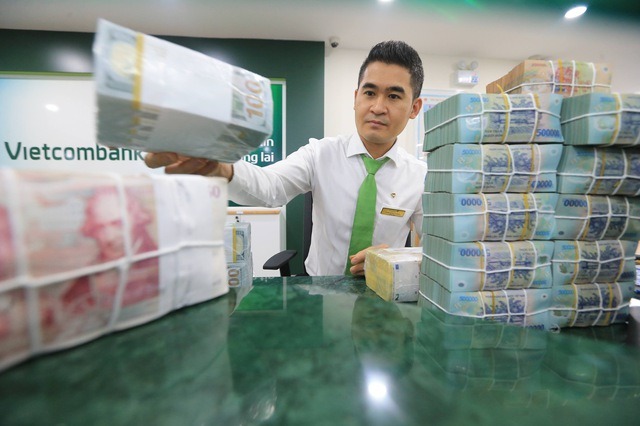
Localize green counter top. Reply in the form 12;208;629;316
1;276;639;425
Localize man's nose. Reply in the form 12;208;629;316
370;96;387;113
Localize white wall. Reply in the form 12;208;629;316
324;48;636;155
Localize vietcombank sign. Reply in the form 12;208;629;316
0;75;284;174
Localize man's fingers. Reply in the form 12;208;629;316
164;158;209;174
144;152;180;169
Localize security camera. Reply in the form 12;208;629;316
329;37;340;48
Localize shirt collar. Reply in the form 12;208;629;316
346;133;399;165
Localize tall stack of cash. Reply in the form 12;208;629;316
486;60;612;98
93;19;273;162
420;92;564;330
0;168;229;372
548;91;640;328
224;221;253;290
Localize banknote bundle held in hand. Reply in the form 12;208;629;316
93;19;273;162
420;59;640;330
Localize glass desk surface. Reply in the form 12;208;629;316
1;276;639;426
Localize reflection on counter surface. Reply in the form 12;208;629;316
0;276;639;425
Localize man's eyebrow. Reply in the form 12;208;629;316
361;82;406;94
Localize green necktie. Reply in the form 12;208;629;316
345;155;389;275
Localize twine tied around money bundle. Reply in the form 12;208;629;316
424;93;558;144
345;155;389;275
424;240;548;291
560;93;640;147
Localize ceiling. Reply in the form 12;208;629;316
1;0;639;65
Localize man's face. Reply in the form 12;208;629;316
354;61;422;153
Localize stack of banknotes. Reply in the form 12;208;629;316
556;146;640;195
560;93;640;147
424;143;563;193
422;192;558;242
224;221;253;289
551;240;637;286
422;235;554;292
364;247;422;302
423;93;564;151
486;60;612;98
0;168;229;372
93;19;273;162
419;275;552;330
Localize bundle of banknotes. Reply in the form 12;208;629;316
551;240;637;286
486;59;612;98
421;235;554;292
425;143;563;193
423;93;563;151
0;168;229;371
224;222;253;289
549;282;636;327
93;19;273;162
552;194;640;241
419;274;552;330
556;146;640;195
560;93;640;146
365;247;422;302
422;192;557;242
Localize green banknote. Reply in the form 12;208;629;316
549;281;636;328
423;93;563;151
551;240;637;286
421;234;554;291
419;274;552;330
560;93;640;146
422;192;557;242
556;146;640;195
425;144;563;193
552;194;640;241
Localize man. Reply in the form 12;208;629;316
145;40;428;277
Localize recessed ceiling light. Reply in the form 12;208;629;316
565;5;587;19
379;0;394;3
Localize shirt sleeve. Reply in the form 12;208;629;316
228;141;317;207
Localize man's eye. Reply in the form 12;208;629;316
389;94;401;100
364;91;375;96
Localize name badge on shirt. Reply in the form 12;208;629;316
380;207;405;217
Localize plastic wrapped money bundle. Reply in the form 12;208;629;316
422;192;557;242
552;194;640;241
93;19;273;162
422;235;554;292
486;59;612;98
224;222;253;289
551;240;637;286
560;93;640;146
425;143;563;193
423;93;563;151
365;247;421;302
549;282;636;328
557;146;640;195
418;274;552;329
0;168;228;372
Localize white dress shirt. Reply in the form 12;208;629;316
228;133;428;276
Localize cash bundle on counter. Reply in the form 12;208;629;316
0;169;229;372
419;73;640;330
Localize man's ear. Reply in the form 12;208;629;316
409;97;423;119
353;89;358;110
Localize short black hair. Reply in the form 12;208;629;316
357;40;424;100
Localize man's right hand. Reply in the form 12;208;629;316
144;152;234;181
